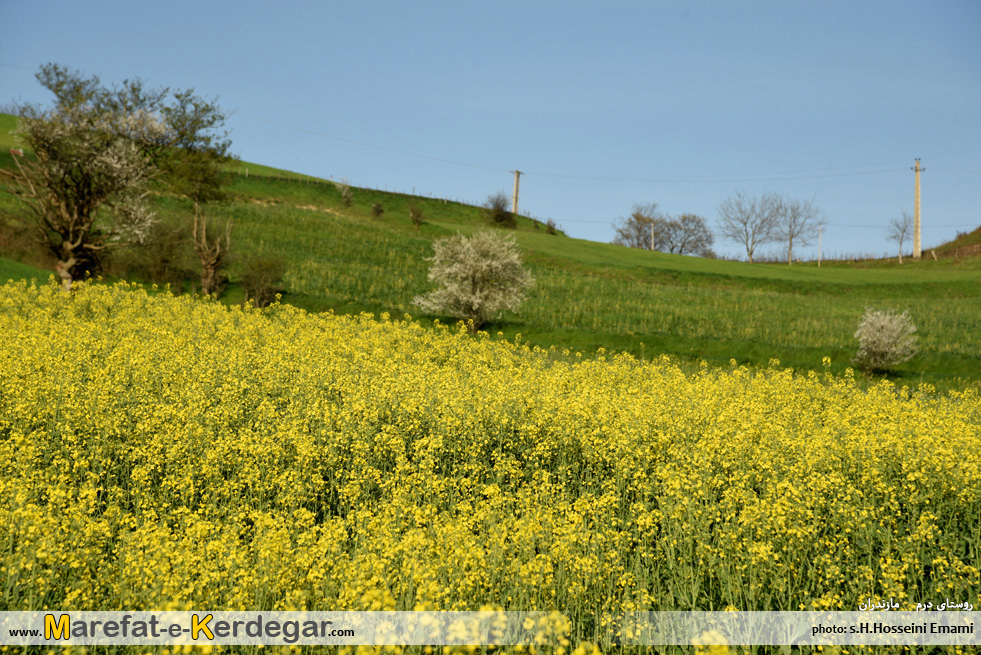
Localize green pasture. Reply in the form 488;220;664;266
1;111;979;391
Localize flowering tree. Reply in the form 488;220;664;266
5;104;161;290
1;64;230;290
852;308;919;373
414;230;534;332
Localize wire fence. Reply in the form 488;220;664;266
233;166;548;221
232;167;976;255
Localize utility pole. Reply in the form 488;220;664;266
512;170;522;216
912;158;924;260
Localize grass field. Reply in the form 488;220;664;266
209;172;981;392
2;110;980;394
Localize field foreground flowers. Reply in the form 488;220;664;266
1;281;979;645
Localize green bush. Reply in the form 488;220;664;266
241;254;287;308
485;192;516;228
407;200;424;227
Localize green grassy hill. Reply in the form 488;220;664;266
2;112;979;391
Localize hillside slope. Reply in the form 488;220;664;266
1;112;979;390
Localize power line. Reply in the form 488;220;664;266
931;167;981;175
824;223;976;228
234;112;910;184
522;167;903;183
235;112;511;174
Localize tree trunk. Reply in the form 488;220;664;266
55;259;74;292
193;209;229;296
201;266;216;296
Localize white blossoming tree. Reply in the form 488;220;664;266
852;308;919;373
414;230;534;332
1;64;230;291
5;104;161;290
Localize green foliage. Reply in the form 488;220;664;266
241;253;287;308
109;217;196;291
371;202;384;218
485;191;516;228
407;200;424;227
0;255;49;283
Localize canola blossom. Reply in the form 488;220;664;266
0;281;979;647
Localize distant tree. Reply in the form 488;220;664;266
716;191;782;263
485;191;516;228
0;63;231;290
332;178;354;207
371;202;385;218
775;196;823;265
887;210;914;264
612;203;664;250
407;200;424;227
613;205;714;256
414;230;534;332
664;213;715;256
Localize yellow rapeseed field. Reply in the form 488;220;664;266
1;280;979;650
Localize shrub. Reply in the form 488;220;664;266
407;200;424;227
241;254;287;308
336;179;353;207
111;219;196;292
485;192;516;228
371;202;384;218
413;230;534;332
852;308;919;373
545;218;558;235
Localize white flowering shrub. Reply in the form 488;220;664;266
414;230;534;332
852;308;919;373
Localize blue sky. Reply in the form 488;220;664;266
3;1;980;259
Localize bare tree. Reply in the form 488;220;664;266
192;212;231;296
774;196;824;265
613;205;715;257
716;191;781;263
887;210;914;264
414;230;534;332
665;213;715;256
612;203;664;250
